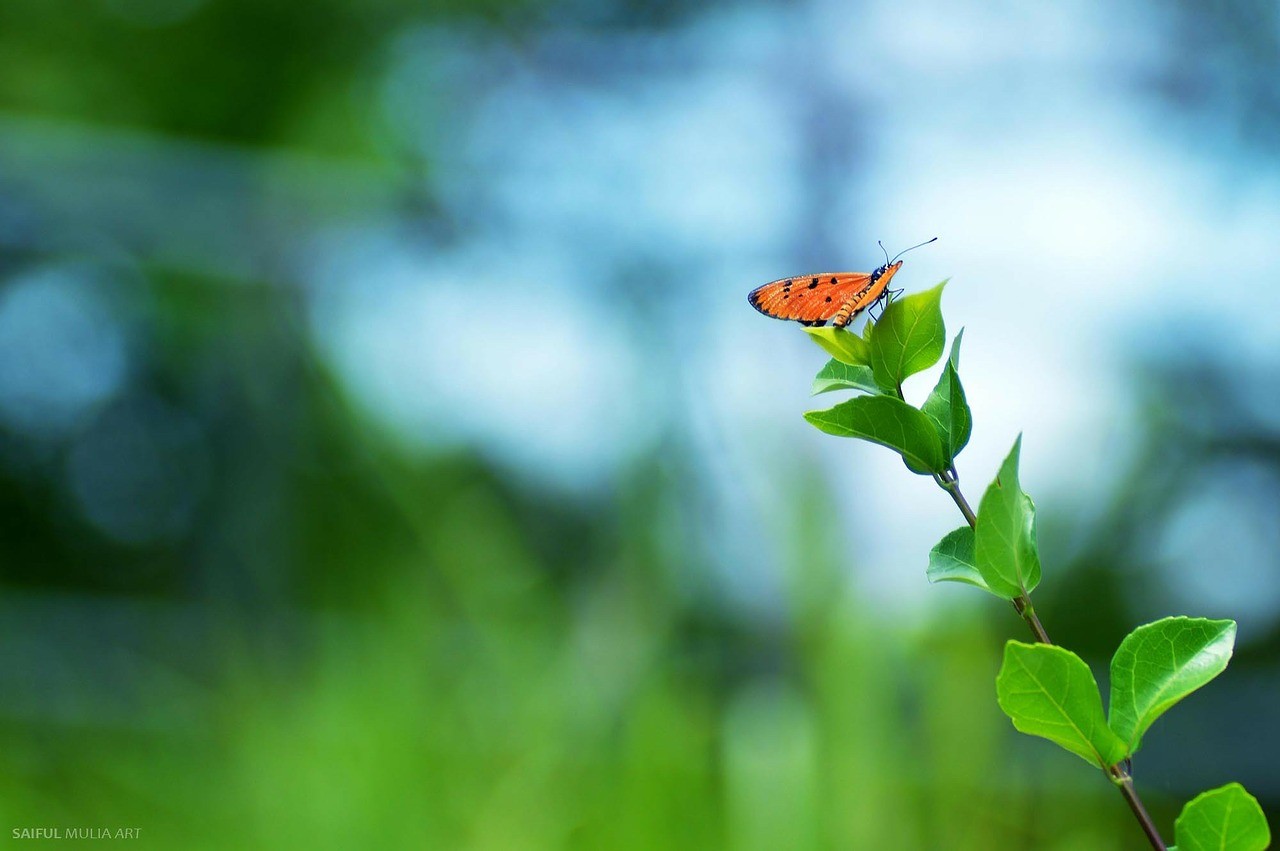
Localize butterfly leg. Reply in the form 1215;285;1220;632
869;290;893;321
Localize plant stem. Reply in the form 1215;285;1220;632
1111;766;1168;851
932;469;1051;643
935;467;977;526
931;466;1167;850
1010;595;1052;645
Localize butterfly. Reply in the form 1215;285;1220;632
747;238;936;327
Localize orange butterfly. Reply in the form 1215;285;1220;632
748;238;936;327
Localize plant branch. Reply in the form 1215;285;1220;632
865;322;1168;848
1010;595;1052;645
931;468;1166;849
1111;765;1168;851
934;467;977;526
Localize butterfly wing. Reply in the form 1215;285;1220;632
747;272;878;326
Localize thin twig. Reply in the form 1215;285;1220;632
934;468;977;527
1111;766;1168;851
1010;595;1052;645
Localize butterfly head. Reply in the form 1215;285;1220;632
873;260;904;284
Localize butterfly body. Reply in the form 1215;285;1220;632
747;261;902;327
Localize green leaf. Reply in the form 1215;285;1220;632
996;641;1128;769
812;359;880;396
805;326;871;367
948;327;964;369
860;314;877;343
974;436;1041;600
927;526;989;591
804;395;946;475
870;281;946;390
921;333;972;464
1174;783;1270;851
1109;617;1236;755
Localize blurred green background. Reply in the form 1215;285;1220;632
1;0;1278;848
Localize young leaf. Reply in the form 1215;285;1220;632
1174;783;1270;851
974;436;1041;600
996;641;1128;769
870;281;947;390
920;337;972;464
948;327;964;369
805;326;871;367
812;359;880;396
1108;617;1236;754
804;395;946;475
927;526;989;591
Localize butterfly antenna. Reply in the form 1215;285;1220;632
890;236;938;264
878;240;890;265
